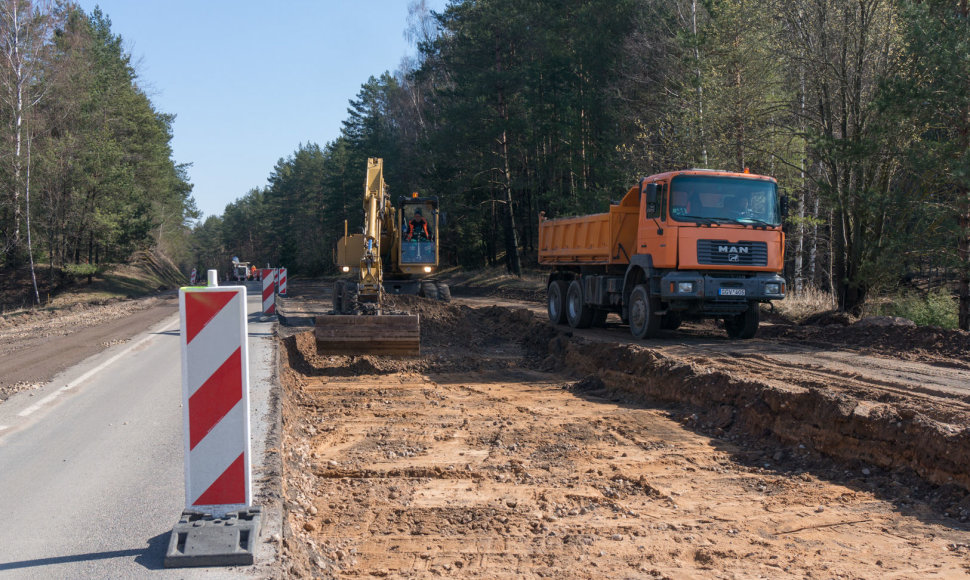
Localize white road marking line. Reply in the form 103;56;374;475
0;425;9;432
16;318;180;418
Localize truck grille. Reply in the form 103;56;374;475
697;240;767;267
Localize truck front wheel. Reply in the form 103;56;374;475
547;280;568;325
628;285;661;339
725;304;759;339
566;279;595;328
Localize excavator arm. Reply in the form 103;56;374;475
358;158;387;308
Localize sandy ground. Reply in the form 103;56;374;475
274;282;970;578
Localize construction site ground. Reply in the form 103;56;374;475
275;279;970;579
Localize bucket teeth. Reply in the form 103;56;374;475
315;314;420;356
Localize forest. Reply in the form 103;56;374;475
1;0;968;329
0;1;194;302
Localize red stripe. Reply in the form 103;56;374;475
189;348;242;449
262;284;274;301
185;291;237;344
266;303;275;314
193;452;245;506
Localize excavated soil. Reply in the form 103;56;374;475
276;287;970;578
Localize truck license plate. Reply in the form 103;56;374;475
718;288;745;296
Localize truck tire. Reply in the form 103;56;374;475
436;282;451;302
725;304;759;339
547;280;568;325
628;284;661;339
420;280;439;301
332;280;344;313
661;312;682;330
566;279;595;328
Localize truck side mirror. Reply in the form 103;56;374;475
780;195;789;219
644;183;659;215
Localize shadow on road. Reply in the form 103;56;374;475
0;532;170;572
0;548;145;572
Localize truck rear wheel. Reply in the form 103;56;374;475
725;304;759;339
566;279;595;328
628;285;661;339
547;280;568;325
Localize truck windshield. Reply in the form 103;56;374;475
668;175;780;226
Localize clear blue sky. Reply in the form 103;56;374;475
76;1;448;220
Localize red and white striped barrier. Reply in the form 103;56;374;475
179;286;252;516
278;267;287;297
262;269;276;315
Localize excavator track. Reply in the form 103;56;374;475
315;314;420;356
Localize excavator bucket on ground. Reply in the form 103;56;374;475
315;314;420;356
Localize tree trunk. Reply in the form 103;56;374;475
959;194;970;330
25;117;38;305
495;44;521;276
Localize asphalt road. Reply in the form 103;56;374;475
0;284;279;578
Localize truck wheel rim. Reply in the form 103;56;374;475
630;297;645;330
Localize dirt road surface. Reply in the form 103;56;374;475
0;295;178;403
275;282;970;578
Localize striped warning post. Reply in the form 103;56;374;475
262;269;276;315
179;286;251;516
278;267;287;297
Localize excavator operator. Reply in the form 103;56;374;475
407;209;431;241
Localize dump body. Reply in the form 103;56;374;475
539;169;786;339
537;186;639;265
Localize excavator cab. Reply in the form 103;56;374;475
399;196;439;271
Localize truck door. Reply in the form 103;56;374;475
638;181;676;268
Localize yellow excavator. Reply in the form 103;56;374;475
315;158;447;355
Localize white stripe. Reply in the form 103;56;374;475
17;317;179;417
187;400;248;505
184;292;244;397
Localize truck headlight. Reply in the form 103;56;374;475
423;266;432;273
677;282;694;294
341;266;350;273
765;282;781;294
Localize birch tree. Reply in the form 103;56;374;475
0;0;54;302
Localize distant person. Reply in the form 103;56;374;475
250;265;257;281
408;209;431;241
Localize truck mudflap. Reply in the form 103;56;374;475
659;272;786;305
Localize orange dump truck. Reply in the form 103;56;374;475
538;169;786;339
